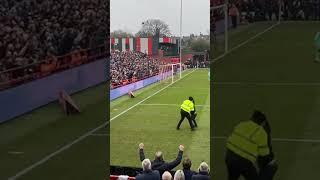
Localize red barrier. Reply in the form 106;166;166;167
110;74;157;90
0;45;107;91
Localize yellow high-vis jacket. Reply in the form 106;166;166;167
180;100;194;113
226;121;270;163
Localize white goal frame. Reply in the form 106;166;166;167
159;63;182;84
211;2;229;53
211;0;282;58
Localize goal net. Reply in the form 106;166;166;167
159;63;183;84
211;0;281;61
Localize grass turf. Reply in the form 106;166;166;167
212;21;320;179
110;69;210;171
0;84;107;180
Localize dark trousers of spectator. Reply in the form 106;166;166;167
225;149;259;180
190;111;197;127
231;16;237;28
177;110;194;130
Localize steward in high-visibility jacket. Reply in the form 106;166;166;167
225;110;277;180
177;97;196;131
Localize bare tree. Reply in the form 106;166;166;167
190;38;210;52
136;19;171;37
111;30;134;38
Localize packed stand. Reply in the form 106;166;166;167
110;51;161;89
0;0;108;78
211;0;320;24
211;0;320;42
110;143;210;180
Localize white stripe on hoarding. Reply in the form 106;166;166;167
121;38;126;52
129;38;134;51
140;38;149;54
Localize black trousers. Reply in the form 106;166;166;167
177;109;194;129
259;161;278;180
225;149;258;180
190;111;197;127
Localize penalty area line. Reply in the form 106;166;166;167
139;103;210;107
8;151;24;155
213;23;279;63
212;136;320;143
214;82;320;86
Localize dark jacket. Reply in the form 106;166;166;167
183;169;196;180
258;120;274;168
135;169;160;180
139;149;183;175
191;171;210;180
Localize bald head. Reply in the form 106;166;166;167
162;171;172;180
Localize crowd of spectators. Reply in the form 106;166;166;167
211;0;320;24
0;0;108;73
135;143;210;180
282;0;320;20
110;51;161;89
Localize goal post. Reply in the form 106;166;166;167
159;63;183;84
211;0;282;60
211;2;229;56
171;63;182;83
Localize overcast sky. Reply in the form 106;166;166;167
110;0;210;36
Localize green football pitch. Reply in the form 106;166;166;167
212;21;320;179
110;69;210;171
0;69;210;179
0;84;108;180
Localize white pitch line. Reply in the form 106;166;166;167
167;87;210;90
214;82;320;86
109;69;197;122
8;152;24;155
8;69;196;180
7;122;108;180
91;134;320;144
139;103;210;107
212;136;320;143
213;22;279;62
90;133;109;137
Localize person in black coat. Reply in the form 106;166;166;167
192;162;210;180
258;113;278;180
190;97;198;128
136;158;160;180
182;158;196;180
139;143;184;176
